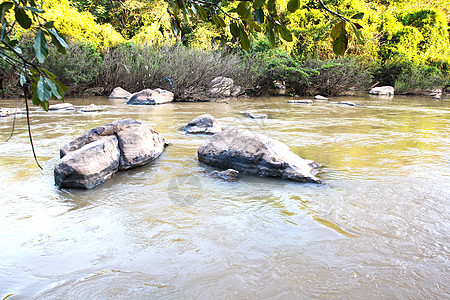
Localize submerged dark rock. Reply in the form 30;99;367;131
210;169;239;181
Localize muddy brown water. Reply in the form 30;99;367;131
0;95;449;298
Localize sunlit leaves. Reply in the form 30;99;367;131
1;0;69;110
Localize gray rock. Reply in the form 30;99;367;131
369;86;395;95
48;103;75;110
287;99;313;104
243;111;268;119
230;85;242;97
109;87;132;99
314;95;328;100
207;77;234;98
113;119;168;170
54;135;120;189
210;169;239;181
183;114;222;134
0;107;22;117
81;104;99;112
336;101;356;106
56;119;168;188
127;88;174;105
198;128;321;183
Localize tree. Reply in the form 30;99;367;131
1;0;363;110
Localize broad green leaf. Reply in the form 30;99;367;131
331;21;344;39
9;39;18;47
170;18;179;35
237;1;251;20
196;5;207;20
253;8;264;25
253;0;265;10
47;79;62;100
0;2;13;24
277;24;292;42
213;15;226;28
230;22;240;38
333;30;348;56
41;100;49;111
266;0;276;13
247;19;262;32
287;0;299;13
33;29;48;63
44;21;54;28
267;24;276;48
351;23;364;44
36;76;52;102
15;7;32;29
351;12;364;20
352;22;363;30
46;28;68;54
239;26;250;52
53;78;68;98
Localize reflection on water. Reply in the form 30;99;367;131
0;95;449;298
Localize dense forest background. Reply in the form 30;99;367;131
1;0;449;98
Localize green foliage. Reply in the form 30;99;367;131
44;40;103;93
99;44;248;99
394;64;449;94
0;0;68;110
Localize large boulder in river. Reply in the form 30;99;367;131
369;86;395;95
109;87;132;99
198;128;321;183
183;114;222;134
55;136;121;189
127;88;174;105
56;119;168;188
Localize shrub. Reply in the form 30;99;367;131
99;44;249;99
394;64;449;94
44;40;103;93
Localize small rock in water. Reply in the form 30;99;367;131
127;88;174;105
109;87;132;100
210;169;239;181
287;99;313;104
314;95;328;100
183;114;222;134
48;103;75;110
432;94;441;100
369;86;394;95
337;101;357;106
0;107;22;117
81;104;99;112
243;111;268;119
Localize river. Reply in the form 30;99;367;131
0;95;449;299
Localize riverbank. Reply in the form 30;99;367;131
1;43;449;101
